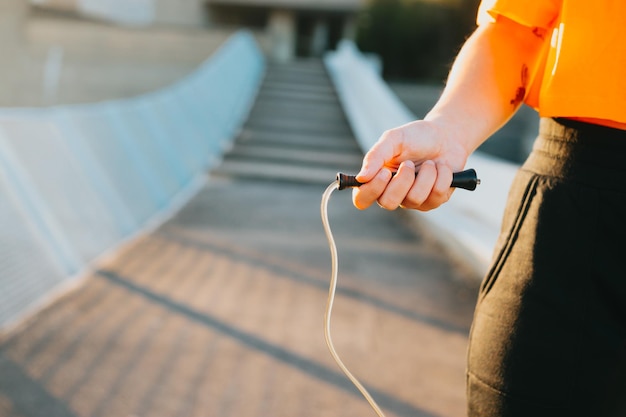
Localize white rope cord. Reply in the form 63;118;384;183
320;180;387;417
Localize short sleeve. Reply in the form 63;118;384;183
476;0;561;29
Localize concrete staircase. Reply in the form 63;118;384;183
214;59;363;185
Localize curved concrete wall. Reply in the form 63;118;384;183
325;40;520;278
0;30;265;331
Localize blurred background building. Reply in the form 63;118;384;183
22;0;365;62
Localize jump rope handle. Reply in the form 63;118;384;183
337;168;480;191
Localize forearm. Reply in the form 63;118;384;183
425;18;547;156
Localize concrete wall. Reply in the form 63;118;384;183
267;9;295;62
0;31;265;332
0;0;28;100
208;3;358;61
31;0;208;27
154;0;207;26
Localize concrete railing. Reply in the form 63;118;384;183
325;40;520;278
0;30;265;331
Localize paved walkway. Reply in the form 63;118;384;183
0;60;479;417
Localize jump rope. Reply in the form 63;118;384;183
320;169;480;417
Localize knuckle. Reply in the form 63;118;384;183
381;127;404;144
400;200;419;210
406;187;428;207
377;197;397;211
430;188;448;202
408;195;426;208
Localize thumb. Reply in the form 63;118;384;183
356;159;379;182
356;140;395;182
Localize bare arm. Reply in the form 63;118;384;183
353;17;547;211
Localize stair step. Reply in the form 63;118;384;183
255;88;337;104
212;159;348;186
248;101;345;117
237;129;360;151
225;143;363;168
245;119;352;136
247;110;347;126
244;116;351;136
260;80;335;95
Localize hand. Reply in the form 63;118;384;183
352;119;469;211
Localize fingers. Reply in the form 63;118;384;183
425;163;454;210
352;168;392;210
353;161;455;211
377;160;415;210
402;161;454;211
353;161;415;210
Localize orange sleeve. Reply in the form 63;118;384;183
477;0;561;30
476;1;626;125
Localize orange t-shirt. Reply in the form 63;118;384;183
477;0;626;129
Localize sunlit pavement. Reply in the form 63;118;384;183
0;60;479;417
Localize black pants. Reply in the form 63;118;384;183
467;117;626;416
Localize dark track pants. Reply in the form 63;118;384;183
467;117;626;417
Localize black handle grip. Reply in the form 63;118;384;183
337;168;480;191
